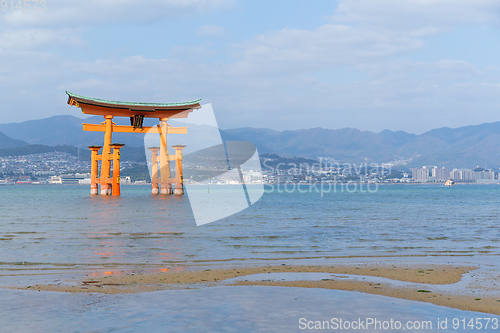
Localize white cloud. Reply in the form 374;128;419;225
1;51;491;133
171;45;218;59
356;59;480;82
1;0;500;134
197;25;225;37
0;28;84;51
239;24;422;70
0;0;234;28
332;0;500;32
229;1;499;76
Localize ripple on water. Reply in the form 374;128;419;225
1;184;500;267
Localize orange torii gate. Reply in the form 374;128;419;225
66;91;201;196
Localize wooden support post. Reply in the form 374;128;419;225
172;145;186;195
159;118;172;195
148;147;160;195
88;145;102;195
100;115;114;195
110;143;124;196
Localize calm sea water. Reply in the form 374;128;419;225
4;286;500;332
0;183;499;272
2;184;500;332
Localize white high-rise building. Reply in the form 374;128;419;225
460;170;476;182
476;170;495;180
432;167;449;182
450;169;460;181
412;167;429;183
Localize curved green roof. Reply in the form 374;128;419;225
66;91;201;107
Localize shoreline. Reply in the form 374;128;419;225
7;263;500;316
3;181;500;186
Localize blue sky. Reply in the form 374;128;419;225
0;0;499;134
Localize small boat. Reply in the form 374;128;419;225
444;179;455;186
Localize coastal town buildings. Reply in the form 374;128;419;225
0;151;142;184
411;167;497;183
475;170;495;180
449;169;477;182
432;167;449;182
449;169;461;181
412;167;429;183
0;151;498;185
459;169;476;182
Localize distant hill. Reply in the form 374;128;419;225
0;145;86;158
0;132;28;149
0;115;232;154
0;115;147;147
0;144;146;162
2;116;500;168
395;123;500;168
224;127;418;162
226;123;500;169
259;153;319;170
224;127;417;162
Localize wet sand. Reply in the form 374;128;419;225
9;263;500;315
233;279;500;316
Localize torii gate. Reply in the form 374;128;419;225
66;91;201;196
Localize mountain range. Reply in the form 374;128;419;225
225;123;500;169
1;115;500;169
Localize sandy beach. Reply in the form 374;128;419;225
9;262;500;316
